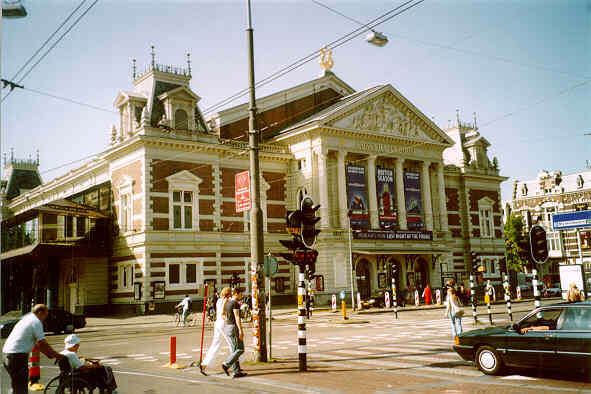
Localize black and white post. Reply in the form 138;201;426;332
392;279;398;320
297;268;307;371
487;294;492;325
532;268;541;309
469;273;477;323
503;272;513;322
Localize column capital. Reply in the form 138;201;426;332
337;150;347;161
367;154;377;164
395;157;405;165
422;160;432;169
313;146;329;157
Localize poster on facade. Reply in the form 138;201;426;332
235;170;251;213
346;164;369;228
581;231;591;249
404;170;424;229
376;167;397;228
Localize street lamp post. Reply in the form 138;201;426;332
246;0;267;362
347;211;355;310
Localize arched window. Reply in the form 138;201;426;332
175;109;188;130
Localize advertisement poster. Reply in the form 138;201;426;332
581;231;591;249
376;167;397;228
404;170;424;229
346;165;369;228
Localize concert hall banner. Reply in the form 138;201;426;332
376;167;397;228
404;170;424;229
346;164;369;228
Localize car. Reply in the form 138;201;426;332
453;302;591;375
0;309;86;338
0;319;19;339
543;283;562;297
43;309;86;334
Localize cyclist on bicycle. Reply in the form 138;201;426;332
175;295;192;327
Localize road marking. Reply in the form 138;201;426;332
127;354;145;358
159;352;170;355
501;375;538;380
100;359;119;363
178;355;193;359
177;353;188;356
279;341;291;344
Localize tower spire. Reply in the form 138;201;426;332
132;58;136;79
456;109;460;127
186;52;191;77
151;45;156;69
473;112;478;129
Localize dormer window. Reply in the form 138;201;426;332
521;184;528;196
577;175;584;189
175;109;188;130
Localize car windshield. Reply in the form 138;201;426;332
519;308;563;331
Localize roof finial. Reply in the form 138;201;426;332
151;45;156;69
132;58;136;79
36;149;39;165
456;109;460;127
319;47;334;74
10;148;14;162
473;112;478;129
3;153;6;167
186;52;191;77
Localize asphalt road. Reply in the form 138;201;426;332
2;300;591;393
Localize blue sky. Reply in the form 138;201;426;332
2;0;590;200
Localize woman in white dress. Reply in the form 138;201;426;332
445;287;463;338
200;287;232;375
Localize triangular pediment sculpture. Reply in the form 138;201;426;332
327;89;452;145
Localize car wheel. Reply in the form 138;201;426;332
475;345;504;375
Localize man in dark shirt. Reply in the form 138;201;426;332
221;288;247;378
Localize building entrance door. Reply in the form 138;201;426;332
356;259;371;299
415;258;429;294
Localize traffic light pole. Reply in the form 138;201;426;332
297;267;307;371
391;279;398;319
469;273;477;324
246;0;267;363
532;268;541;308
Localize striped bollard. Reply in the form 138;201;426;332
392;281;398;320
503;273;513;322
487;293;492;325
357;292;361;310
385;291;390;309
516;285;521;300
469;274;477;324
414;290;419;306
435;289;441;305
28;345;44;391
532;268;541;309
297;269;307;372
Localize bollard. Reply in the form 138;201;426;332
414;290;419;306
331;294;337;313
357;292;361;310
435;289;441;305
341;300;347;320
503;273;513;322
532;268;541;309
470;274;478;324
163;336;185;369
516;285;521;301
28;345;44;391
487;298;492;325
385;291;390;309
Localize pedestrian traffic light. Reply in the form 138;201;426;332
300;196;320;248
471;252;480;273
389;263;397;279
279;237;305;263
304;249;318;276
231;272;240;288
529;224;549;264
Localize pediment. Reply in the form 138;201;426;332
326;87;453;146
166;170;203;187
158;86;201;103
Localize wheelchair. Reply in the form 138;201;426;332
43;357;112;393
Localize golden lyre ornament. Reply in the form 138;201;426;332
319;47;334;72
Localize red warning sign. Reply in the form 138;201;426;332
235;171;251;213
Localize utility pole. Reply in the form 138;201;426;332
246;0;267;362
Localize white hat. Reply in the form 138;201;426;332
64;334;81;349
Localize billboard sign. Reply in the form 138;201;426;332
376;167;397;228
559;264;585;300
235;170;251;212
404;170;423;229
552;210;591;230
346;165;369;228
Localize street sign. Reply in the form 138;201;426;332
264;254;278;277
552;210;591;230
235;171;251;213
339;290;345;300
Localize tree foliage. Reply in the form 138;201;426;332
504;214;530;272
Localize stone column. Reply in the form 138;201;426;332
317;148;330;228
337;150;349;229
367;155;378;229
421;161;433;231
395;158;407;230
437;162;449;232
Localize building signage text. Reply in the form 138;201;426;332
353;229;432;241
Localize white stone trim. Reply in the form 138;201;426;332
166;170;202;231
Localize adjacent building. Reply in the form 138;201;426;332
0;51;506;314
504;169;591;284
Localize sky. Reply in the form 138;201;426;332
1;0;590;201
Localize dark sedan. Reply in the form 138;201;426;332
453;302;591;375
0;309;86;338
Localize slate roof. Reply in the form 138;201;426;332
5;169;42;200
276;85;385;135
150;80;182;126
515;170;591;199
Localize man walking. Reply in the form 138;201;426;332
2;304;64;394
221;288;247;378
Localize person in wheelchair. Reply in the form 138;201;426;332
60;334;117;393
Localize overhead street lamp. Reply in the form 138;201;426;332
2;0;27;18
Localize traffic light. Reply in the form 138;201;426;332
529;224;549;264
231;272;240;288
285;210;302;236
471;252;480;273
389;263;397;280
279;237;305;263
300;196;320;248
304;249;318;276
